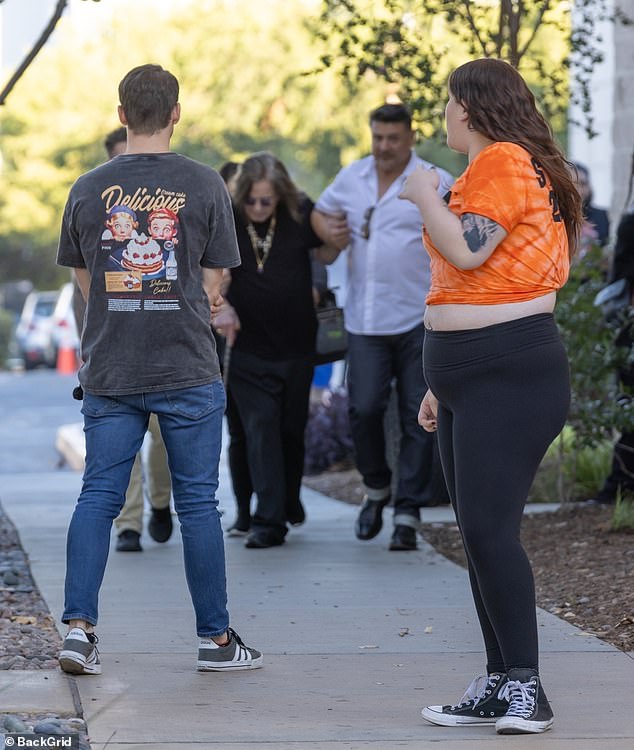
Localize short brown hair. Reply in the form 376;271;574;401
369;103;412;130
104;126;127;159
118;64;179;136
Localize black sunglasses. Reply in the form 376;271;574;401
361;205;375;240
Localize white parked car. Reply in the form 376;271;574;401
15;290;59;369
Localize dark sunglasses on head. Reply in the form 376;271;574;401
361;205;375;240
245;197;274;207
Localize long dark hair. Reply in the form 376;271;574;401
233;152;301;223
449;58;583;259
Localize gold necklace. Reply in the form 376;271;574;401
246;215;276;273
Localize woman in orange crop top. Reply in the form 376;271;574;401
400;59;583;736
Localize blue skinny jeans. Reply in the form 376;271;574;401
62;380;229;638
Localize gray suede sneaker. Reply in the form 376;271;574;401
197;628;263;672
59;627;101;675
422;672;509;726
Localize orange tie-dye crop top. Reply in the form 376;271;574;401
423;142;570;306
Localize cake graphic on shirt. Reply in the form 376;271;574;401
121;233;164;275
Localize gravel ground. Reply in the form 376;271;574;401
0;500;91;748
0;501;61;670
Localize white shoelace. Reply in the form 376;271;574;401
451;674;497;709
499;679;536;718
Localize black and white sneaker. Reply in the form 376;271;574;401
58;627;101;675
421;672;509;726
496;668;554;734
197;627;263;672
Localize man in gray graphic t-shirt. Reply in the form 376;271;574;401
56;64;262;677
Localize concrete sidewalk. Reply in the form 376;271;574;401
2;435;634;749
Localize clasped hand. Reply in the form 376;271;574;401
399;165;439;204
211;300;241;346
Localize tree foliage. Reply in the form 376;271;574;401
312;0;632;140
0;0;382;287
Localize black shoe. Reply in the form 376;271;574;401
355;496;389;540
422;672;509;726
116;530;142;552
389;525;418;551
245;531;285;549
286;500;306;527
496;669;554;734
148;506;173;543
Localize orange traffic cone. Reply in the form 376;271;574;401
56;345;78;374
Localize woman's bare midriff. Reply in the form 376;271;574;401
424;292;557;331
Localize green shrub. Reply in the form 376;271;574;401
530;428;612;503
550;247;634;502
556;248;632;449
612;491;634;532
573;440;614;498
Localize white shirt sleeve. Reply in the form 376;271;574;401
315;168;350;214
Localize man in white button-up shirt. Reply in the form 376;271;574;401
312;104;454;551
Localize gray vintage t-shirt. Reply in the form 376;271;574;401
57;152;240;395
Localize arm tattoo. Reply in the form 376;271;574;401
461;213;504;254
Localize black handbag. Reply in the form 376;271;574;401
315;289;348;365
593;278;632;324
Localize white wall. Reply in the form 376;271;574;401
611;0;634;214
569;0;634;222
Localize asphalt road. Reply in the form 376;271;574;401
0;370;81;474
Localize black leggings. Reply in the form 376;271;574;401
423;314;570;673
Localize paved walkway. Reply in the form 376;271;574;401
1;429;633;749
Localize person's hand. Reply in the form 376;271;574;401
210;293;224;318
399;165;440;204
212;302;241;346
418;389;438;432
326;211;350;250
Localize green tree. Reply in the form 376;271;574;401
0;0;383;285
312;0;631;140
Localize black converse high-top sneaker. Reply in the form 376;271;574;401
421;672;509;726
496;668;554;734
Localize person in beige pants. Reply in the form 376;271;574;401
114;414;173;551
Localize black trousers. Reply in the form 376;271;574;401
227;349;313;538
424;314;570;673
347;322;436;519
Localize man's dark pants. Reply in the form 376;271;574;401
347;322;435;524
